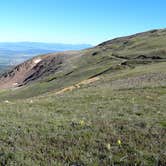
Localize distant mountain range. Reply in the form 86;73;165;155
0;42;92;71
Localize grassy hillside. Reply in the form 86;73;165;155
1;29;166;96
0;29;165;165
98;29;166;58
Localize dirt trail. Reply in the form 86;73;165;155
55;77;100;95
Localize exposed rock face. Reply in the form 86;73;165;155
0;51;76;89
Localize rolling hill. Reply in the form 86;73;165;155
0;29;165;165
0;29;166;92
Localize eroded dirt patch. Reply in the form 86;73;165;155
56;77;100;94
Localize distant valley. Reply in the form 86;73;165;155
0;42;91;72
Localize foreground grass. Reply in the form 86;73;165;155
0;88;165;165
0;62;165;165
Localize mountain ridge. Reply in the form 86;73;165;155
0;28;166;91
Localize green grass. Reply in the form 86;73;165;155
98;29;166;59
0;61;165;165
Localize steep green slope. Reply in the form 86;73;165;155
98;29;166;58
0;62;165;165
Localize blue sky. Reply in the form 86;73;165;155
0;0;165;45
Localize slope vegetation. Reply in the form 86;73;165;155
0;29;165;165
